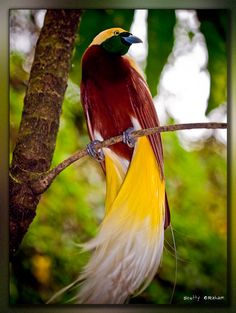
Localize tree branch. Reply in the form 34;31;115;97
30;122;227;195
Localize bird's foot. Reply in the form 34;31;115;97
87;140;104;161
122;127;136;148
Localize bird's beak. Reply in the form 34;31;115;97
121;33;143;45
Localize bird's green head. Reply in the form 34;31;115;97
90;27;142;55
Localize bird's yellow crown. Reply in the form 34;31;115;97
90;28;126;46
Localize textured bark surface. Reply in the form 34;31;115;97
9;9;82;260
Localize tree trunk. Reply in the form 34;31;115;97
9;9;82;260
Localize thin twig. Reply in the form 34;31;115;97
30;122;227;194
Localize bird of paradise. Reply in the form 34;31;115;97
71;27;171;304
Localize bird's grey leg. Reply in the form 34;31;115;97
122;127;136;148
87;140;104;161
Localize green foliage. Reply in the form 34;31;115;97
197;10;227;114
146;10;176;97
10;9;227;305
163;132;226;304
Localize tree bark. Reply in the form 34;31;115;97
9;9;82;260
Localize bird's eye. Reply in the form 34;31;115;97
114;30;120;36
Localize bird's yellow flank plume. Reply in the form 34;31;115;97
77;136;166;303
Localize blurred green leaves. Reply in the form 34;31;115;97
146;10;176;97
197;10;227;114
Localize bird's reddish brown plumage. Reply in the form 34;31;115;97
81;44;170;228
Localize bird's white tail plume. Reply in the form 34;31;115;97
76;137;165;304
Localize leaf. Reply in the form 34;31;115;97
70;9;134;84
197;10;227;114
146;10;176;97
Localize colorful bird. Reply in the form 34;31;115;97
78;27;170;304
